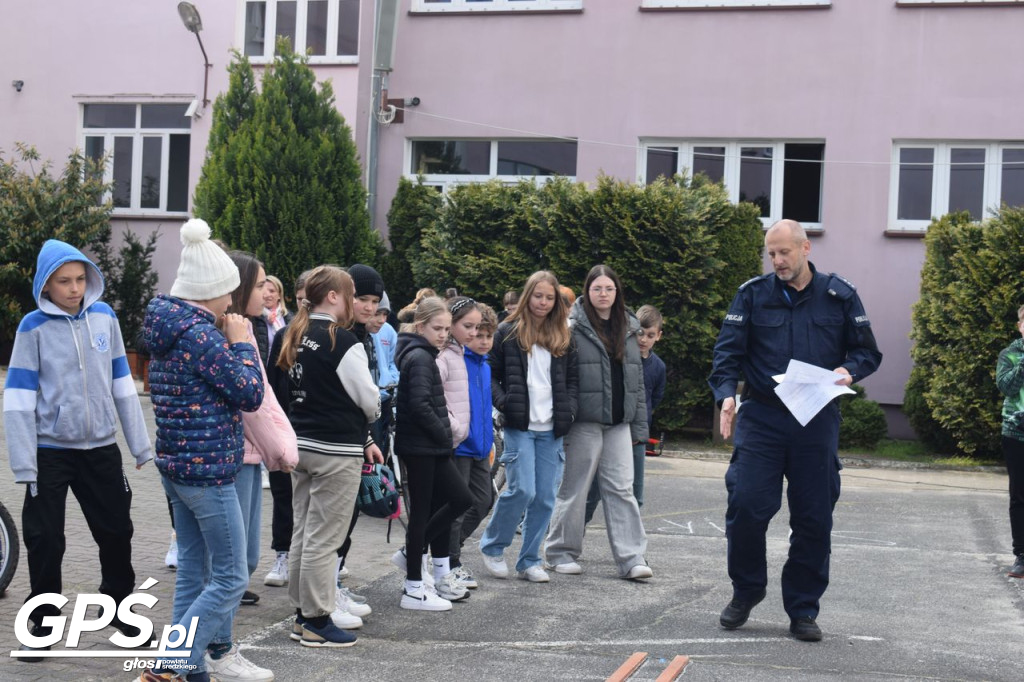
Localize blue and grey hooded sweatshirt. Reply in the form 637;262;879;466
3;239;153;484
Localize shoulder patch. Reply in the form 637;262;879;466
826;273;856;300
738;273;772;292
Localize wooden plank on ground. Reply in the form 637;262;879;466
606;651;648;682
654;655;691;682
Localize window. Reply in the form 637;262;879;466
641;0;830;9
640;141;825;228
82;103;192;215
242;0;359;64
408;139;577;193
412;0;583;13
890;142;1024;231
897;1;1023;6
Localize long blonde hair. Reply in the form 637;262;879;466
277;265;354;370
506;271;570;357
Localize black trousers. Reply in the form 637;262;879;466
22;444;136;625
403;455;473;580
1003;436;1024;557
268;470;293;552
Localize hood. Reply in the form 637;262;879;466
395;332;439;366
33;239;104;317
143;295;216;357
464;347;488;363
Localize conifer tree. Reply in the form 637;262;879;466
194;42;380;291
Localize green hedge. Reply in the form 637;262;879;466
906;208;1024;458
387;174;763;432
839;385;887;450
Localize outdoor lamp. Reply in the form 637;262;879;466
177;2;211;109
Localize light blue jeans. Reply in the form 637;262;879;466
211;462;262;646
162;476;248;674
480;428;565;573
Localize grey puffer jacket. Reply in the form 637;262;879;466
569;301;648;443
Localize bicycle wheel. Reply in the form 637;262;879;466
490;425;506;494
0;500;20;597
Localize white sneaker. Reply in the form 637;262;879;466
435;570;470;602
400;585;452;611
391;548;435;587
337;565;349;579
518;565;550;583
329;602;363;630
547;561;582;575
625;564;653;580
335;585;372;618
204;644;274;682
164;532;178;570
261;468;270;490
263;552;288;586
338;584;368;606
453;565;478;589
480;550;509;579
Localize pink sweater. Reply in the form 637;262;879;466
436;340;470;448
242;323;298;470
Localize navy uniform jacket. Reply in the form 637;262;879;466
708;263;882;406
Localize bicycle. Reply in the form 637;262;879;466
490;407;506;495
0;497;20;596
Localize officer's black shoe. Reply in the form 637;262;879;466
241;589;260;606
18;624;52;663
719;589;766;629
1008;555;1024;579
110;617;157;646
790;617;823;642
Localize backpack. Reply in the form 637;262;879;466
357;462;401;521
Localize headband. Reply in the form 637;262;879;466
449;298;476;317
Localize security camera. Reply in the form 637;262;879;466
12;80;24;92
403;97;420;107
184;99;201;119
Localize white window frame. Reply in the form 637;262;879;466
638;139;824;230
411;0;583;13
641;0;830;9
237;0;359;65
889;141;1024;232
896;1;1023;6
79;102;192;217
404;139;578;195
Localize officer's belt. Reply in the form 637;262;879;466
742;387;787;411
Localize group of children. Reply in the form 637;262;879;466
3;221;668;682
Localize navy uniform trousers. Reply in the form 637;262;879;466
725;398;841;620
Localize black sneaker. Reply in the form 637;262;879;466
1008;555;1024;579
241;590;260;606
719;589;766;629
17;624;52;663
790;617;823;642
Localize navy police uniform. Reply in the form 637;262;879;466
708;263;881;620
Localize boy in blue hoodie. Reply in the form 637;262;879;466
4;239;154;658
448;303;498;588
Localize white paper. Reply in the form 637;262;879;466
772;359;854;427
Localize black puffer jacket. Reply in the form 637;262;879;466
250;315;271;370
394;332;453;457
490;321;579;438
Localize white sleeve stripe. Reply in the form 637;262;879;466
2;387;37;411
112;375;138;399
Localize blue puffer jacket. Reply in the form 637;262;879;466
455;347;493;459
144;295;264;486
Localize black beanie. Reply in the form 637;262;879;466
348;264;385;299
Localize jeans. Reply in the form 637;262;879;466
481;428;565;573
162;476;247;674
211;462;262;646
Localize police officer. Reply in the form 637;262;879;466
708;219;882;642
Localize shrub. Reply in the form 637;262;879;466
0;144;111;346
839;384;888;450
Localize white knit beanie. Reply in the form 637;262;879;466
169;219;240;301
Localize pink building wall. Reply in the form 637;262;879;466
1;1;363;297
373;0;1024;414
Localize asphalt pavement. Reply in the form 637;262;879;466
0;383;1021;681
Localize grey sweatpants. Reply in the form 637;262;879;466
545;422;648;576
